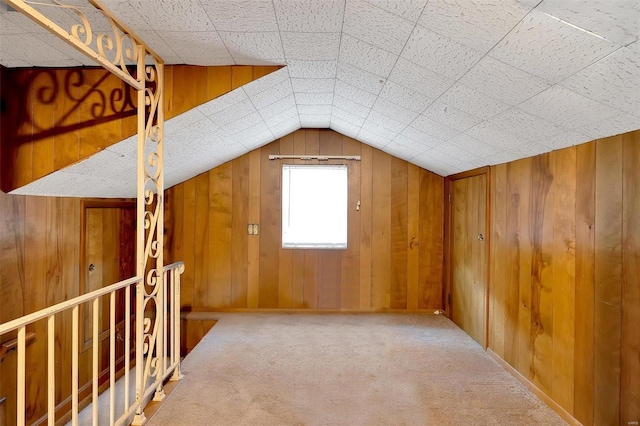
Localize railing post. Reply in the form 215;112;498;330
171;266;184;381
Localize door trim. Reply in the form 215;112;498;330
444;167;491;349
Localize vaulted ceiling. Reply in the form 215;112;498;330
2;0;640;197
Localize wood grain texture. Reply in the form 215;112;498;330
1;65;281;192
487;129;640;424
165;130;444;312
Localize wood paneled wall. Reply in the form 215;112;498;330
488;130;640;425
0;65;280;192
165;129;445;312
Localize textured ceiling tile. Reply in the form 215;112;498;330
332;94;372;118
332;105;366;127
464;120;528;150
274;0;344;32
243;129;276;149
489;9;619;82
410;153;451;175
201;1;278;32
249;79;294;109
367;110;407;133
365;0;429;23
209;98;258;127
343;0;415;54
433;143;479;162
410;116;460;141
270;118;301;139
402;25;483;79
577;113;640;141
371;98;419;125
232;121;271;142
294;92;333;105
458;56;551;105
336;61;386;95
559;47;640;116
179;56;235;66
487;108;565;142
197;89;249;116
222;111;264;135
536;0;640;46
519;85;622;130
264;105;299;127
379;81;434;113
383;142;420;161
258;94;297;120
393;133;440;151
243;68;290;97
357;128;392;149
361;116;401;139
399;127;445;149
512;141;550;157
338;34;399;77
414;148;458;166
538;130;590;150
297;104;333;115
286;60;338;78
439;83;510;120
333;80;379;108
419;0;533;53
422;101;482;131
219;32;285;62
447;133;501;157
101;0;154;31
299;115;331;127
1;34;72;65
291;78;335;93
158;31;232;62
0;12;32;34
281;32;341;60
164;109;206;135
130;0;213;31
387;58;454;98
135;30;179;60
330;118;361;138
486;150;525;166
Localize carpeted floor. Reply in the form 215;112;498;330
147;313;566;425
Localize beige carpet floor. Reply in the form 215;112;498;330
147;313;566;426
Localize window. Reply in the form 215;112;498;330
282;164;347;249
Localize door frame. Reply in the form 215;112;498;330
444;167;491;349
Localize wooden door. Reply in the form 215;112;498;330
450;174;487;346
81;202;135;386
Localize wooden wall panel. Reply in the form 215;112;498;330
1;65;281;192
488;129;640;425
166;129;445;312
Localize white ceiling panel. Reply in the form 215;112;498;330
371;98;419;125
330;118;361;139
200;1;278;32
419;0;534;53
439;83;511;120
273;0;345;32
294;92;333;105
332;94;371;119
281;32;341;60
457;56;551;105
219;32;285;63
291;78;335;93
5;0;640;195
489;9;620;82
410;116;460;141
422;101;483;132
519;85;622;130
286;60;338;78
333;80;378;108
401;25;484;79
336;61;386;95
129;0;214;32
365;0;429;23
536;0;640;46
387;58;454;99
558;46;640;116
379;81;434;113
343;0;415;54
338;34;399;77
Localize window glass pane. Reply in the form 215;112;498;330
282;164;348;249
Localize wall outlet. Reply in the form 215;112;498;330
247;224;259;235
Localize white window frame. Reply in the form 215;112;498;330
281;164;348;249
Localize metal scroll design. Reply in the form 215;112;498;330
139;56;165;396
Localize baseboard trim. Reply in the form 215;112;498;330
486;348;582;426
182;308;444;318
